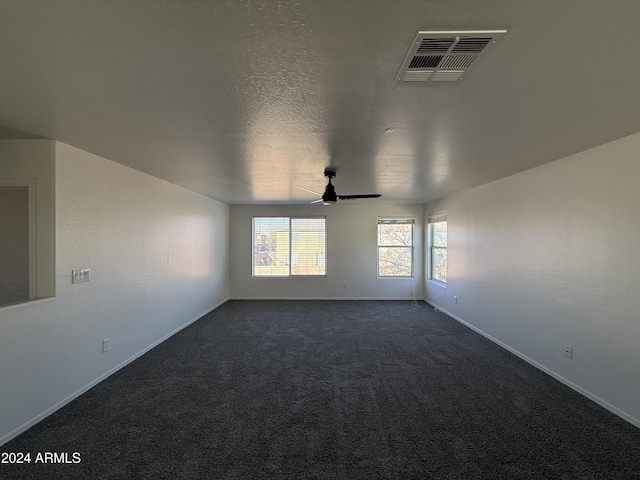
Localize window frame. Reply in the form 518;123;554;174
428;212;447;285
252;216;327;278
377;217;415;278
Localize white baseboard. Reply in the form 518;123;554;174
0;298;229;447
424;300;640;429
230;297;424;301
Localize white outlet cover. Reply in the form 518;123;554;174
72;268;91;284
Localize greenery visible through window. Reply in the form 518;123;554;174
378;218;414;277
428;213;447;283
253;217;326;277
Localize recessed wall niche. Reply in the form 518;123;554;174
0;140;55;307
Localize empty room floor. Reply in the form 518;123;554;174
2;300;639;479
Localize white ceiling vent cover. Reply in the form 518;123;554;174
395;30;506;85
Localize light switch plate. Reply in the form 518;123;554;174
72;269;91;284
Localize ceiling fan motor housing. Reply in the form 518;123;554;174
323;180;338;204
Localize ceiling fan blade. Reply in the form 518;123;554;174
295;185;322;196
337;194;382;200
310;199;324;204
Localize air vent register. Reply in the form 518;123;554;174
395;30;506;84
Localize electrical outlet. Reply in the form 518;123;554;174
563;344;572;359
453;295;458;304
343;282;349;289
102;338;110;353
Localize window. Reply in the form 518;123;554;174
428;213;447;283
252;217;326;277
377;218;414;277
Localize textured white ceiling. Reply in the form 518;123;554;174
1;1;639;204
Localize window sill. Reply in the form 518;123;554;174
427;279;446;288
0;296;55;311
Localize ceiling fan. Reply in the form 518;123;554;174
297;168;381;205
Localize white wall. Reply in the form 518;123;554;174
0;142;229;445
425;132;640;427
230;204;423;299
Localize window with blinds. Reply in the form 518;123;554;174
377;218;414;277
428;212;447;283
252;217;326;277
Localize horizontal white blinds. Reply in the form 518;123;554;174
290;218;326;275
252;216;326;277
377;217;414;277
378;218;415;225
427;212;447;224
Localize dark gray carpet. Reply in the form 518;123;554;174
1;300;639;479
